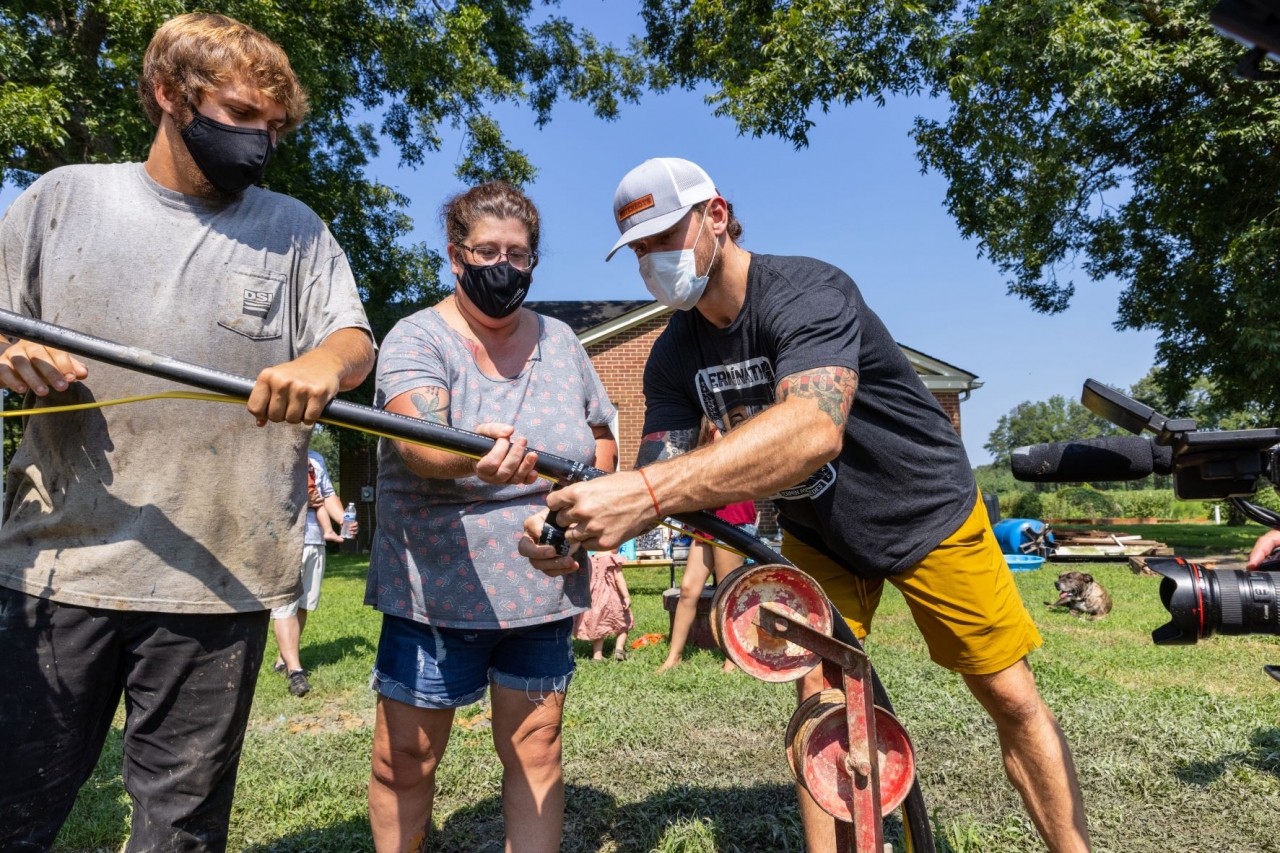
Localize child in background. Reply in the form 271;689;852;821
309;459;344;544
574;550;634;661
657;419;753;674
657;502;752;674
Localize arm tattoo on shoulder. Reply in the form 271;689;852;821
635;428;699;468
777;367;858;430
409;387;450;425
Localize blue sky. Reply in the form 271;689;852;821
355;0;1159;466
0;1;1159;465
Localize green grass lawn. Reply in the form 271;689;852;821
54;528;1280;852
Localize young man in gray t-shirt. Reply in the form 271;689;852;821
0;14;374;851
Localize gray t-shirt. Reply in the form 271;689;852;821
366;307;615;628
0;163;372;613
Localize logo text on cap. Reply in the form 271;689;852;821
617;194;655;222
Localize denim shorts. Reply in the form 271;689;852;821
370;614;576;709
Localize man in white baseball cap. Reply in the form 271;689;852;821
605;157;730;310
521;156;1092;852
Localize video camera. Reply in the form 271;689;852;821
1010;379;1280;647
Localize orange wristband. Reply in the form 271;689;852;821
637;468;662;519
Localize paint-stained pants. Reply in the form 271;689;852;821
0;585;268;852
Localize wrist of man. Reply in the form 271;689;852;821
301;344;347;380
637;468;664;523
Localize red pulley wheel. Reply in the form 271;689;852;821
713;564;833;682
792;702;916;822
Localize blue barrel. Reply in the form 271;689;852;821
992;518;1049;555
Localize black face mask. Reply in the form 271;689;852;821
180;110;274;194
458;260;532;319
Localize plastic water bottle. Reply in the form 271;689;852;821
340;502;357;539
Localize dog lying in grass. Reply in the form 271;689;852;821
1046;570;1113;620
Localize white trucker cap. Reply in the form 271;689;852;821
606;158;717;261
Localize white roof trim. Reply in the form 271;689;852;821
900;345;978;381
921;377;985;391
578;302;673;347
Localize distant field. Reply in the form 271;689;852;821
55;541;1280;852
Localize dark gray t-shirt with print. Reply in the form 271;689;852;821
643;253;976;579
367;307;615;628
0;163;372;613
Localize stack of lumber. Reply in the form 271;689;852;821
1049;531;1174;562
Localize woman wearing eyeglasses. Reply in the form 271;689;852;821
365;181;617;853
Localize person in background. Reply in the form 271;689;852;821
657;502;754;675
365;181;616;853
658;422;753;674
271;448;350;697
311;456;346;545
575;549;634;661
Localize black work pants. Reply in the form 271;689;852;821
0;585;269;852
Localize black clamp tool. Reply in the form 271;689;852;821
538;510;574;557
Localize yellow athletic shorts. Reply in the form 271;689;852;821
781;492;1042;675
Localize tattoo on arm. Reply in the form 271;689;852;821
409;387;450;425
634;427;699;468
776;367;858;430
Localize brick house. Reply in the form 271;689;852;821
339;300;983;547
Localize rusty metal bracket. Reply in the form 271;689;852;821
757;602;885;853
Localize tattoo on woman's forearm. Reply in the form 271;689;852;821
777;367;858;429
635;428;699;467
410;388;450;425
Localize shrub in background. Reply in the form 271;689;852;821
1002;491;1044;519
994;488;1211;521
1249;487;1280;513
1113;490;1172;519
1044;486;1121;519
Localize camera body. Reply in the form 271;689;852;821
1211;0;1280;80
1074;379;1280;503
1012;379;1280;646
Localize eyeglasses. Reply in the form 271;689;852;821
461;244;539;272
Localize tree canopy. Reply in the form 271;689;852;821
1128;366;1267;431
984;365;1270;468
639;0;1280;417
1;0;646;349
983;394;1120;468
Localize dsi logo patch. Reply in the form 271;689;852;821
243;289;273;317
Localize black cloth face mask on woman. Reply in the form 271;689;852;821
458;260;532;319
180;110;274;194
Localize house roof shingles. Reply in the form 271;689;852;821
525;300;652;335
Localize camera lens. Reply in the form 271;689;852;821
1148;557;1280;644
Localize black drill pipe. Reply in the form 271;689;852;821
0;309;783;565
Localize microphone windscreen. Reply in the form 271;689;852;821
1011;436;1172;482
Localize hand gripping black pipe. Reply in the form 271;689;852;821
0;307;935;850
